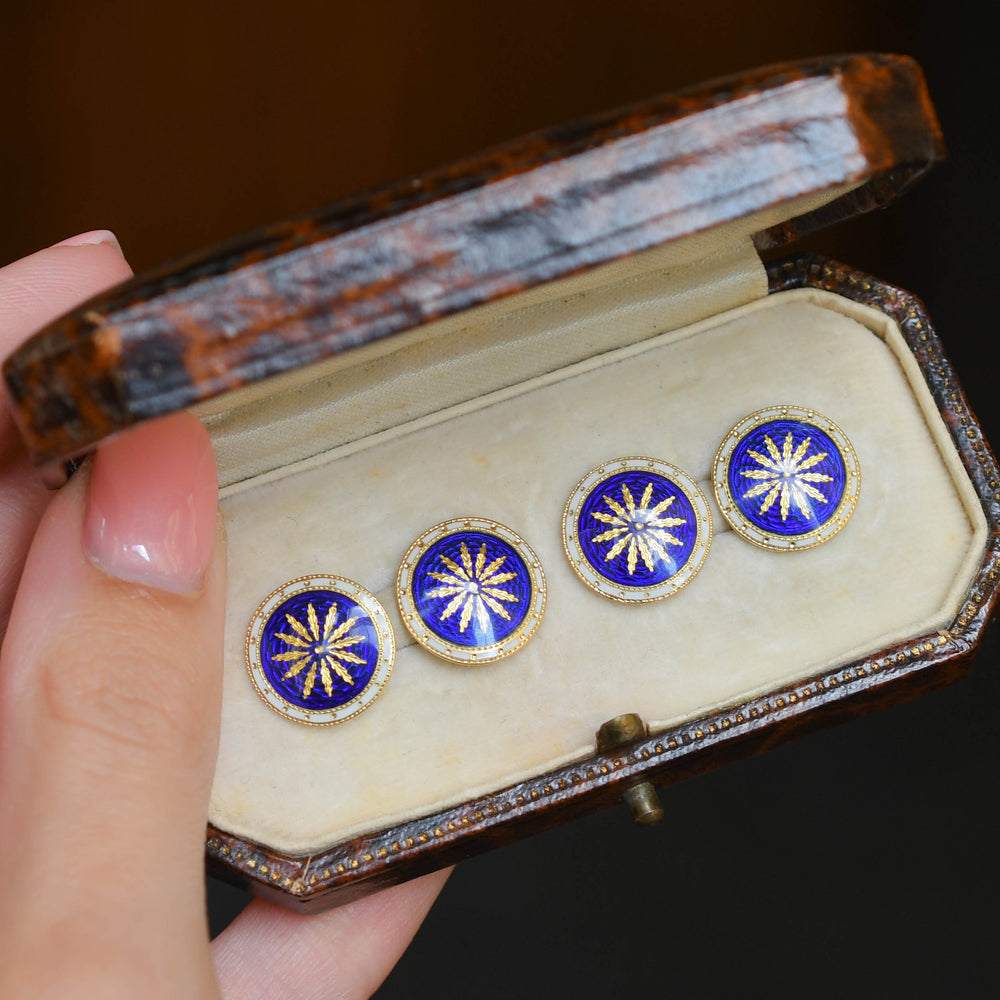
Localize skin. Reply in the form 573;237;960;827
0;233;449;999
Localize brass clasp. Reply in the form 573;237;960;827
595;713;663;826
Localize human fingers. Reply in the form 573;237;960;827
212;868;452;1000
0;412;225;998
0;231;134;639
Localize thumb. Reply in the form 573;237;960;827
0;412;225;998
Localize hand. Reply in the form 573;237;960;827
0;234;449;999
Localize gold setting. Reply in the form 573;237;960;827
396;517;547;664
562;457;713;603
712;404;861;551
245;574;395;725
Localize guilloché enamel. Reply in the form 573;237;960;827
563;457;713;603
397;518;546;664
246;575;395;725
713;405;861;551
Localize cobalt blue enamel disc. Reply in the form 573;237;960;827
713;405;861;551
397;518;546;664
563;458;713;603
246;575;394;724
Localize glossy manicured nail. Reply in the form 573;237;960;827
84;413;217;593
53;229;123;254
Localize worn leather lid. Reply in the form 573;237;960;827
2;53;944;470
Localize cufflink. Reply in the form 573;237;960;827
397;517;546;664
562;457;713;603
712;404;861;551
245;575;395;725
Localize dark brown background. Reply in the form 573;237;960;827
2;3;996;997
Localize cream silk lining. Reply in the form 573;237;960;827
207;235;985;856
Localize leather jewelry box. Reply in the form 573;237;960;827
5;53;998;914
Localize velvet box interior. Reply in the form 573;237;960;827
5;53;997;912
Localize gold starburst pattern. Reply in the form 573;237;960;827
273;604;367;698
247;576;394;726
397;519;546;665
740;431;833;521
713;406;860;553
563;458;712;603
591;481;686;575
426;541;519;634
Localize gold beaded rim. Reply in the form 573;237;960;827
245;574;395;726
396;517;547;665
562;456;713;604
712;404;861;552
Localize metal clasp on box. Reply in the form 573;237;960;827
595;713;663;826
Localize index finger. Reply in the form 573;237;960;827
0;232;133;635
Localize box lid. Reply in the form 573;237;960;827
2;52;943;472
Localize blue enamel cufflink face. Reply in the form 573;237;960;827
246;575;395;725
562;457;713;603
713;405;861;551
397;517;547;664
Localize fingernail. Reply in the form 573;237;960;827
53;229;123;254
84;413;217;593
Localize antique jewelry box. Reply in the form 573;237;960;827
5;54;998;913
